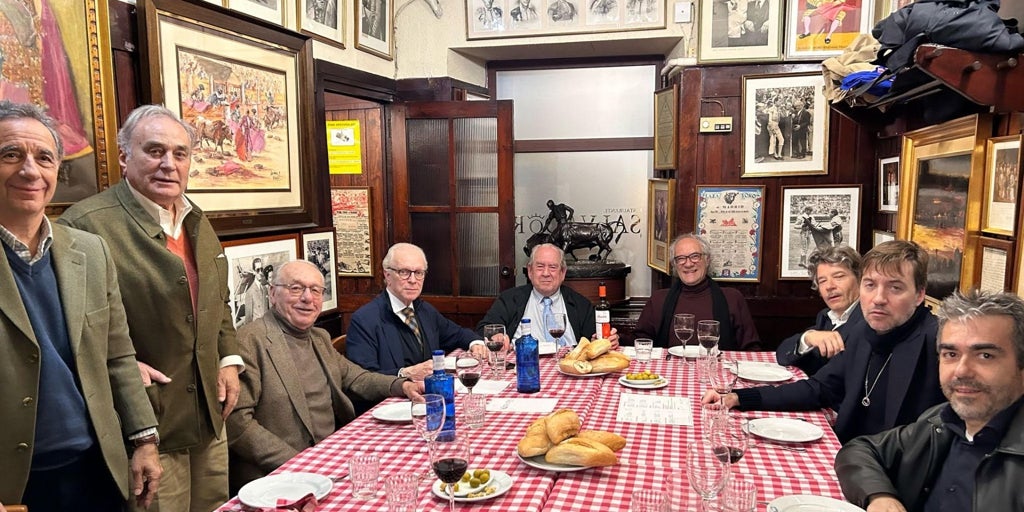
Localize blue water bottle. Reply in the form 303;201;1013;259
424;349;456;432
516;318;541;393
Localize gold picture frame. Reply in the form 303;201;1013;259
653;84;678;170
981;134;1021;236
975;236;1014;293
647;178;676;275
356;0;394;59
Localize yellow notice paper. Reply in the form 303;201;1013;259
326;120;362;174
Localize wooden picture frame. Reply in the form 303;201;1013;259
224;0;286;25
779;185;861;279
301;227;339;314
647;178;676;275
695;186;765;282
981;135;1021;236
331;187;374;277
697;0;784;63
356;0;393;59
872;230;896;247
741;72;828;178
653;84;678;170
298;0;345;48
975;236;1014;293
878;156;900;213
137;0;319;236
897;114;990;303
785;0;874;60
222;233;300;329
465;0;665;40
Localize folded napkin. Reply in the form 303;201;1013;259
621;347;665;359
244;492;318;511
455;379;510;394
486;398;559;413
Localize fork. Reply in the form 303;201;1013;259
757;441;807;452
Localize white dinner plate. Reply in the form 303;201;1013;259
515;450;591;472
618;376;668;390
735;362;794;383
238;472;332;508
746;418;824;443
768;495;865;512
432;470;513;502
370;402;412;423
667;345;702;358
556;366;610;378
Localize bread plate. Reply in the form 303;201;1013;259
515;450;591;472
370;402;412;423
667;345;701;358
556;366;610;378
618;376;668;389
432;470;513;502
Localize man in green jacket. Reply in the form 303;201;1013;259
60;105;241;512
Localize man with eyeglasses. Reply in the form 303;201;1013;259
347;243;489;380
634;233;760;350
228;260;423;491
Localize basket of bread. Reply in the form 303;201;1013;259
557;337;631;376
516;409;625;469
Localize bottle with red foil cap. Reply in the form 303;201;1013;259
595;282;611;339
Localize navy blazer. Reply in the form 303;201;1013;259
346;291;478;375
776;305;865;375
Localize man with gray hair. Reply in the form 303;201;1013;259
60;104;240;511
836;289;1024;511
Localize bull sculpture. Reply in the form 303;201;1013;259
524;199;624;261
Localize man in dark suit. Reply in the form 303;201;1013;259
0;101;161;510
704;240;946;443
743;0;771;46
791;98;811;158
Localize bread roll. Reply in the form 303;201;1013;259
584;338;612;359
564;337;591;361
525;416;547;438
517;433;553;457
558;358;592;375
545;409;581;444
588;352;630;373
544;437;618;467
576;430;627;452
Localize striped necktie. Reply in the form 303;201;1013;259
401;306;423;343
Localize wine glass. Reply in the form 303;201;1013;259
709;358;739;408
673;313;695;365
430;430;471;512
411;394;445;443
545;312;568;356
687;436;731;512
710;413;750;469
697;320;720;358
457;353;482;395
483;324;507;379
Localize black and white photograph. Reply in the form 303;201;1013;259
780;186;861;279
466;0;663;39
982;135;1021;235
301;228;339;314
225;0;285;25
298;0;345;48
878;156;899;213
356;0;393;58
698;0;784;63
742;72;828;178
222;234;300;329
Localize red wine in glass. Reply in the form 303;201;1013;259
699;336;718;350
485;339;504;352
713;446;745;464
433;457;469;484
548;328;565;339
458;371;481;390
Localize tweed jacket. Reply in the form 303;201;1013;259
59;181;238;451
0;224;157;503
227;315;404;488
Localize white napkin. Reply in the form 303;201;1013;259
455;379;510;395
485;398;559;413
621;347;665;359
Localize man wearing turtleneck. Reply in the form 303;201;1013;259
634;233;760;350
703;240;945;443
227;260;424;491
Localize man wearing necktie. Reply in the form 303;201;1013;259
743;0;771;46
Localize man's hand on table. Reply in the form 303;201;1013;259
469;343;490;359
866;495;907;512
401;360;433;381
804;330;846;358
401;380;425;401
701;389;739;409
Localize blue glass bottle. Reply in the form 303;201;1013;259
516;318;541;393
424;349;456;432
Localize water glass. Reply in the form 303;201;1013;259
348;453;380;500
630;489;668;512
720;477;757;512
697;354;716;385
462;392;487;429
384;472;420;512
411;394;446;442
635;338;654;365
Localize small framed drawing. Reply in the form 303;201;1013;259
647;179;676;275
698;0;784;63
298;0;345;49
785;0;874;60
779;185;861;279
301;228;339;314
222;233;301;329
224;0;286;26
872;230;895;247
878;156;900;213
741;72;828;178
976;237;1014;293
654;84;678;170
981;135;1021;236
331;187;375;277
355;0;393;59
695;185;765;282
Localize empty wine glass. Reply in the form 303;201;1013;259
411;394;445;443
457;353;482;395
709;358;740;408
483;324;507;379
687;437;731;512
430;430;470;512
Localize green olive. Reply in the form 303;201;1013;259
461;472;471;482
469;477;481;487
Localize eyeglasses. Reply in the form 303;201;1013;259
272;283;325;298
387;267;427;280
673;252;705;265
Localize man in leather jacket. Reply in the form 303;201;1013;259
835;289;1024;512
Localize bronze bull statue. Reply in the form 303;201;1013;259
525;219;625;261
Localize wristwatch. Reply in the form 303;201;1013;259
132;433;160;448
397;367;407;378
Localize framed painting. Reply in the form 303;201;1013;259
224;0;285;26
647;178;676;275
137;0;320;235
779;185;861;279
878;156;900;213
872;230;895;247
975;237;1014;293
653;84;678;170
298;0;345;48
785;0;874;60
981;135;1021;236
698;0;784;63
897;114;990;303
301;227;339;314
13;0;119;216
331;187;374;277
222;233;300;329
356;0;393;59
465;0;665;40
741;72;828;178
695;186;765;282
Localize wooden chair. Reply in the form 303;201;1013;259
332;334;347;356
5;505;28;512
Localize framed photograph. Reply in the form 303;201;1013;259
872;230;895;247
698;0;784;63
301;228;339;314
741;72;828;178
875;0;914;21
897;114;990;303
785;0;874;60
138;0;319;235
981;135;1021;236
298;0;345;48
975;237;1014;293
654;84;678;170
356;0;393;59
225;0;286;25
878;156;900;213
331;187;374;277
222;233;300;329
465;0;665;40
647;179;676;275
779;185;862;279
695;186;765;282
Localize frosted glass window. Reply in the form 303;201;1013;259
457;213;499;295
407;119;450;206
455;118;498;207
411;213;453;295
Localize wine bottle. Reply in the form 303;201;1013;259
424;350;456;432
595;282;611;339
